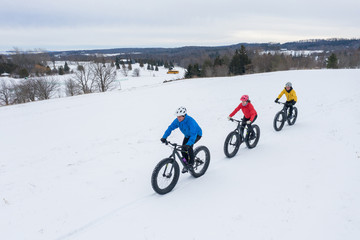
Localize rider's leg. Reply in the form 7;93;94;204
246;115;257;137
240;118;247;137
288;104;293;117
181;137;190;162
182;136;201;165
286;102;293;117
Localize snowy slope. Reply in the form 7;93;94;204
1;69;359;240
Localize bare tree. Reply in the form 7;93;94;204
91;63;117;92
11;47;50;75
65;78;81;96
12;78;37;103
34;77;59;100
0;80;14;105
132;68;140;77
214;65;229;77
121;63;129;77
72;63;96;94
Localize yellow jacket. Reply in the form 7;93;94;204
277;88;297;102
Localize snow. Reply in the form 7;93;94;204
0;69;359;240
260;49;324;56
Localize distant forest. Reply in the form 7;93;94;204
1;38;360;79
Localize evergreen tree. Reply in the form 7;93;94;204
58;66;65;75
327;53;338;69
155;65;159;71
185;64;193;78
229;45;251;75
214;56;225;66
128;62;132;70
115;56;120;69
185;64;201;78
64;62;70;73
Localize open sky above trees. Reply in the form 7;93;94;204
1;0;359;51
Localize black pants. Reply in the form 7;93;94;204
285;102;294;116
182;135;202;165
241;115;258;136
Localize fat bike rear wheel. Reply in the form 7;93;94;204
189;146;210;178
245;125;260;149
287;107;298;126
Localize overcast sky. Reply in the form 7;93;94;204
1;0;359;51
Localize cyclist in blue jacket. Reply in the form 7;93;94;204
161;106;202;173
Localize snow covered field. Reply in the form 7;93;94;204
1;69;359;240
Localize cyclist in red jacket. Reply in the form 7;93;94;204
228;95;258;140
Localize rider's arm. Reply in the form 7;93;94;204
229;104;242;118
162;119;179;139
186;120;198;146
277;89;285;100
248;103;257;122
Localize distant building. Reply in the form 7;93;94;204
167;70;179;74
0;72;10;77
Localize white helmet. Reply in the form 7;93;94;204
285;82;292;87
175;106;187;116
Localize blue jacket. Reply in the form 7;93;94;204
162;115;202;146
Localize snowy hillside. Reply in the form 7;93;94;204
1;69;359;240
0;63;186;99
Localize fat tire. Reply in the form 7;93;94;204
245;124;260;149
224;131;241;158
151;158;180;195
273;111;285;131
189;146;210;178
287;107;298;126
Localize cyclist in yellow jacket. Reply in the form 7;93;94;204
275;82;297;118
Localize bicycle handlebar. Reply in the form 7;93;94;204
163;140;185;150
164;140;176;146
228;118;242;123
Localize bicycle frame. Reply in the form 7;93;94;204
165;141;188;167
277;102;291;118
229;118;250;139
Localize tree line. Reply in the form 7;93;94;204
183;45;360;78
1;45;359;106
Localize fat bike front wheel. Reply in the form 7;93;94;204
224;131;241;158
151;158;180;195
273;111;285;131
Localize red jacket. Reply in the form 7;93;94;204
229;101;257;121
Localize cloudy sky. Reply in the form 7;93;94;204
1;0;359;51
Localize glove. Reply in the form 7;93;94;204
246;120;251;124
160;138;167;143
292;101;296;105
274;98;279;103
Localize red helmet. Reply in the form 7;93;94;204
240;95;249;101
